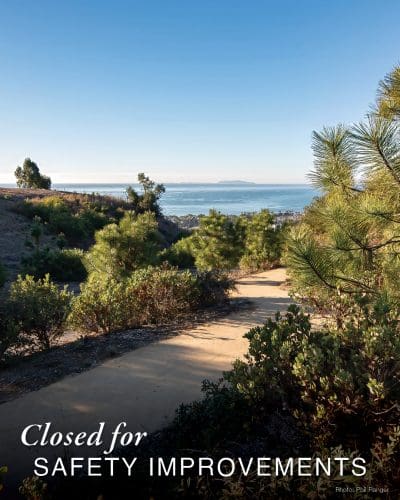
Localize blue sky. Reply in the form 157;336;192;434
0;0;399;183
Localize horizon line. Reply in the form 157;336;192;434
0;181;311;186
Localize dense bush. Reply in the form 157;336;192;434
18;195;111;244
160;236;195;268
8;275;72;350
84;212;163;278
188;210;245;271
240;209;285;270
70;265;233;334
21;248;87;282
49;305;400;498
68;273;135;333
127;265;199;324
196;270;235;306
177;210;285;272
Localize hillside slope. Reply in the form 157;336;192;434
0;188;181;283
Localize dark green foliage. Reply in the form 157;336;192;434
69;265;233;334
189;210;245;270
14;158;51;189
196;270;235;306
170;379;252;452
50;306;400;498
21;248;87;282
0;306;19;361
0;262;6;288
30;216;43;248
17;195;115;244
69;265;197;333
84;212;163;279
126;173;165;216
180;210;284;272
240;209;285;270
8;274;72;350
285;67;400;318
160;236;195;268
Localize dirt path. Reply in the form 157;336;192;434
0;268;291;491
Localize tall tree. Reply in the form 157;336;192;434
285;66;400;320
14;158;51;189
126;173;165;216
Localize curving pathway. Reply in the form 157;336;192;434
0;268;291;491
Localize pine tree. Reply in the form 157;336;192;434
126;173;165;216
190;210;244;271
285;65;400;317
84;212;163;279
377;65;400;120
240;209;282;270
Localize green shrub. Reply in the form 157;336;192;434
84;212;163;278
128;265;199;324
8;275;72;349
22;248;87;282
70;265;232;334
239;210;285;271
69;273;136;333
160;236;195;268
18;196;110;244
226;304;400;452
196;270;235;306
189;210;245;271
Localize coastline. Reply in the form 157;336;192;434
166;211;302;230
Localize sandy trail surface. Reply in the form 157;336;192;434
0;268;290;490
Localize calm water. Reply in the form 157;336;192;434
2;183;318;216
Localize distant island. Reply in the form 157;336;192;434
217;180;256;185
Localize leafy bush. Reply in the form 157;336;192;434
68;273;136;333
50;305;400;498
70;266;198;333
18;196;110;244
84;212;163;278
196;270;235;306
8;275;72;349
70;265;233;334
21;248;87;282
128;265;199;324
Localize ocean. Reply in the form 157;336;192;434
2;183;318;216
